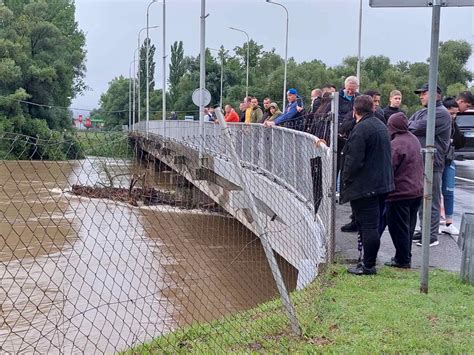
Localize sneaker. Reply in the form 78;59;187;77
416;238;439;247
384;258;411;269
412;231;422;243
341;220;358;233
347;264;376;275
439;224;459;236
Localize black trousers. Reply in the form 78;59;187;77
385;197;422;265
351;194;386;268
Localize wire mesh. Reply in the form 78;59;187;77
0;101;336;352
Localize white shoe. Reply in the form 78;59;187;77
439;224;459;236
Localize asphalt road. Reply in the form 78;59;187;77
335;159;474;273
453;159;474;228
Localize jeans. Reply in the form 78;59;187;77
442;161;455;220
419;170;442;240
385;197;422;265
351;194;386;268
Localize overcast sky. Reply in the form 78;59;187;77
72;0;474;112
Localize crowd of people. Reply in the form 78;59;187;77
334;77;472;275
209;75;473;276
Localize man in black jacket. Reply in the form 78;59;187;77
363;90;386;124
341;95;395;275
455;91;474;113
383;90;403;122
262;97;272;121
310;89;322;113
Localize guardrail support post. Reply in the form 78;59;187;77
458;213;474;284
215;108;302;337
328;92;339;264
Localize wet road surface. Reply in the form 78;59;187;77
452;159;474;228
336;159;474;272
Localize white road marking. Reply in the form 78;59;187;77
455;176;474;183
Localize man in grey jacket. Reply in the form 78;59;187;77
408;83;451;247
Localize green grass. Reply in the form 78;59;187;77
127;266;473;353
76;131;132;158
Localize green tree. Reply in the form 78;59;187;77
169;40;185;107
446;83;467;97
234;39;263;89
97;39;473;124
99;76;130;128
362;56;391;84
139;38;156;103
0;0;86;130
438;40;472;91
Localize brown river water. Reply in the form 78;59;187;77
0;157;296;353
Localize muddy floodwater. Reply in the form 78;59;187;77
0;157;296;353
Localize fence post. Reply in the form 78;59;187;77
215;108;302;336
328;92;339;264
458;212;474;284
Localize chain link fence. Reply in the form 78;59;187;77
0;98;337;352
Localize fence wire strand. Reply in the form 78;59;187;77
0;103;336;353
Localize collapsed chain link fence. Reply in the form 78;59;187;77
0;100;337;353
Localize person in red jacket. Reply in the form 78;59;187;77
224;104;240;123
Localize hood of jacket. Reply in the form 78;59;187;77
269;102;280;111
387;112;408;140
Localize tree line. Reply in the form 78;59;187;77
98;39;473;128
0;0;86;159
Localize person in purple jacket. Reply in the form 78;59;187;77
383;112;424;268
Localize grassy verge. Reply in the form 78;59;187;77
76;131;132;158
127;266;473;353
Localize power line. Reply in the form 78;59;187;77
0;95;200;115
0;95;128;114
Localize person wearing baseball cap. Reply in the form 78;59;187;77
413;83;442;95
264;88;304;129
408;82;451;247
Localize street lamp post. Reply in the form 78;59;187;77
133;47;141;129
129;58;139;130
209;47;224;108
356;0;363;86
266;0;289;108
129;60;133;130
145;0;159;137
136;25;159;129
145;1;166;137
162;0;167;131
229;27;249;98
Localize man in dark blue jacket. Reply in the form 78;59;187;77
341;95;395;275
264;88;304;130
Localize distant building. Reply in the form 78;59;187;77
72;115;104;129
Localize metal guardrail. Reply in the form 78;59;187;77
133;120;330;212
